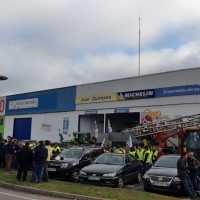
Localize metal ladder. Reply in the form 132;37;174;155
122;114;200;138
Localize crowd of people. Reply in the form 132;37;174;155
102;144;164;174
1;136;200;199
0;136;61;183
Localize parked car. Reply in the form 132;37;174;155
143;155;184;192
47;146;103;182
79;153;142;188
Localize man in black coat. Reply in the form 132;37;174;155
187;152;200;192
6;137;15;171
16;142;33;181
31;141;48;183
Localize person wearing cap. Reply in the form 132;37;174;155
43;140;52;182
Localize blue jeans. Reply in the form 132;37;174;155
180;175;197;198
143;162;150;175
31;163;44;183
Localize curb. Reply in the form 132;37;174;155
0;181;109;200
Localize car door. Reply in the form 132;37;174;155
123;155;134;182
81;149;92;168
128;154;141;179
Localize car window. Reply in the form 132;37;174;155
60;149;83;158
128;154;136;162
91;149;98;158
94;154;124;165
83;150;91;158
125;155;130;164
154;157;180;168
110;155;124;165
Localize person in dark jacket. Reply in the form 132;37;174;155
187;152;200;192
16;142;33;181
177;152;198;199
6;137;15;171
31;141;48;183
0;139;6;168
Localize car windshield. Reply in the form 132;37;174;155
186;130;200;149
94;154;124;165
59;149;83;158
154;156;180;168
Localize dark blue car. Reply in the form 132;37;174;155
143;155;185;193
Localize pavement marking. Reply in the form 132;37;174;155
0;191;38;200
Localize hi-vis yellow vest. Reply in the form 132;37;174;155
129;151;135;157
144;150;151;163
136;149;144;161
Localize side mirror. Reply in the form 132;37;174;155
82;156;88;161
126;163;131;166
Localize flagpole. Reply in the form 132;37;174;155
138;12;141;76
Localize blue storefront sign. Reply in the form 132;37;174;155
155;84;200;97
117;89;155;100
85;110;98;115
114;108;129;113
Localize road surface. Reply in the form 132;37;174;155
0;186;69;200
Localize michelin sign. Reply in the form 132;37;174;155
117;89;155;100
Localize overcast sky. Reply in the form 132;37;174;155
1;0;200;96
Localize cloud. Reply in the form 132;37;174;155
0;0;200;95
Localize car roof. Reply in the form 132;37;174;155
69;146;102;150
160;154;180;158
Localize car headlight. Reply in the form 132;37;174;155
173;177;181;182
60;163;69;168
143;174;150;179
79;170;86;176
103;172;116;177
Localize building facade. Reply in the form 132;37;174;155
1;68;200;142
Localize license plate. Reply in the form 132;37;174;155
47;168;56;172
88;176;100;180
153;182;168;187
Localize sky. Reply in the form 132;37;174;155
0;0;200;96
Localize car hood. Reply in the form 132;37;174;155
50;158;79;164
146;167;177;177
82;164;123;174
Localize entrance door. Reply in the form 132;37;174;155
13;118;32;140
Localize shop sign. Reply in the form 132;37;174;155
114;108;129;113
141;109;161;123
117;89;155;100
76;93;119;104
0;97;6;115
41;124;51;131
85;110;98;115
155;84;200;97
9;98;38;110
63;117;69;134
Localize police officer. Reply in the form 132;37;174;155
52;142;61;155
71;133;76;144
152;146;158;163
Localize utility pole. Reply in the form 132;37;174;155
138;13;141;76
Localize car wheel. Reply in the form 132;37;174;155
48;173;54;179
71;168;80;182
144;186;152;192
136;170;142;183
117;175;124;188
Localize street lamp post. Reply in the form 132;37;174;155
0;75;8;80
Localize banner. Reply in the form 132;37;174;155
41;124;51;131
63;117;69;134
76;93;119;104
108;119;112;133
95;120;98;138
117;89;155;100
9;98;38;110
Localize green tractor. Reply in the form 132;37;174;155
63;132;96;145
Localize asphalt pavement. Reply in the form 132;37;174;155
0;186;68;200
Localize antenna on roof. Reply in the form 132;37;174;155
138;12;142;76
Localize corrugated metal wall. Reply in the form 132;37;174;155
6;86;76;115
